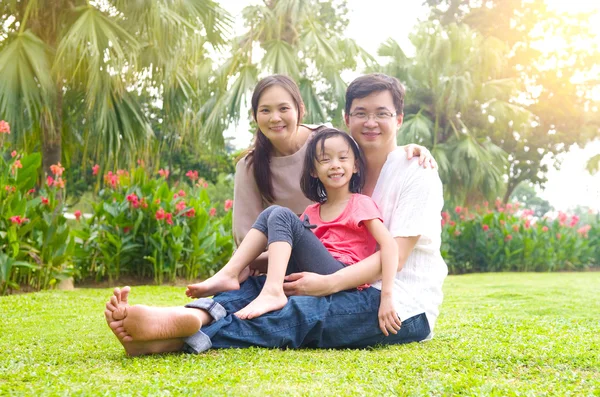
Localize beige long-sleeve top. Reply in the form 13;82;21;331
232;124;326;246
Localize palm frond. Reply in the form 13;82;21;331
0;30;54;133
261;40;300;78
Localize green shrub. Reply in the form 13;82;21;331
72;166;234;284
442;201;599;273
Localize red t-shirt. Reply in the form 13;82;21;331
301;194;383;265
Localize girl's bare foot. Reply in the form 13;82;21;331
234;288;288;320
185;270;240;298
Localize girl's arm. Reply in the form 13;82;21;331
363;219;401;336
283;236;420;296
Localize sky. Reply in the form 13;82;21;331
218;0;600;212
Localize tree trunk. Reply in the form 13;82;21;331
41;86;63;176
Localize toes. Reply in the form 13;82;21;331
113;287;121;302
121;286;131;304
122;335;133;342
110;319;124;330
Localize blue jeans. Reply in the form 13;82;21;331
183;276;430;353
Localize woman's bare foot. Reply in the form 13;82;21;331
185;269;241;298
234;287;288;320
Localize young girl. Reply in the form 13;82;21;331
186;128;402;335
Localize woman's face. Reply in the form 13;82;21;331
255;85;301;146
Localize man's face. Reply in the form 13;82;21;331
344;90;403;155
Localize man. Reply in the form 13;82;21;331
105;73;447;356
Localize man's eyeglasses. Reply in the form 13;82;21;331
349;111;396;121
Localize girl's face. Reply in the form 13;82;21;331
312;136;358;193
255;85;301;146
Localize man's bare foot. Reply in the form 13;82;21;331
185;269;240;298
235;288;288;320
104;305;184;356
105;286;203;341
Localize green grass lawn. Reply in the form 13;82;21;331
1;273;599;396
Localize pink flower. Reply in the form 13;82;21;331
177;189;186;198
11;150;17;158
186;170;199;182
454;230;461;236
50;162;65;176
92;164;100;176
137;159;145;167
198;178;209;189
500;220;505;226
47;176;54;186
104;172;119;188
209;207;217;217
158;169;169;178
165;212;173;225
577;225;591;237
54;178;65;189
512;224;519;232
556;233;561;239
505;234;513;241
542;226;549;232
482;224;489;231
4;185;16;193
524;220;531;229
441;219;446;226
569;215;580;227
186;208;196;218
455;206;462;214
449;221;456;227
0;120;10;134
506;203;513;211
116;169;128;177
74;210;82;221
441;211;450;221
224;199;233;212
175;200;186;213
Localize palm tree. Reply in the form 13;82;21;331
376;22;534;206
0;0;230;175
199;0;374;143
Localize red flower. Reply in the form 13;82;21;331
74;210;82;221
0;120;10;134
11;150;17;158
524;220;531;229
455;206;462;214
209;207;217;217
186;170;199;181
92;164;100;176
47;176;54;186
542;226;548;232
27;189;35;195
186;208;196;218
41;197;49;205
155;208;166;220
158;169;169;178
505;234;513;241
482;224;489;231
50;162;65;176
4;185;16;193
441;219;446;226
165;212;173;225
123;226;132;233
224;199;233;212
10;215;29;225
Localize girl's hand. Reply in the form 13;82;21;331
378;296;402;336
404;144;438;169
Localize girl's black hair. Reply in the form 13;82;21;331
300;128;366;203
